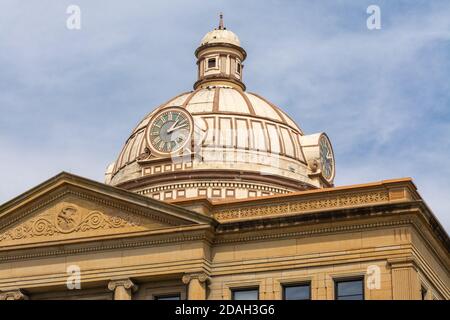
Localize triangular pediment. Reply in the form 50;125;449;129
0;172;214;248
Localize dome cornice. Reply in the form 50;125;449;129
114;169;316;192
193;75;246;91
195;42;247;60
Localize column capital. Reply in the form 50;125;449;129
0;289;28;300
108;279;138;292
182;272;210;285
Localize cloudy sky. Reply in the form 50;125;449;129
0;1;449;231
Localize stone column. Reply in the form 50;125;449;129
0;289;28;300
388;257;421;300
108;279;138;300
182;273;209;300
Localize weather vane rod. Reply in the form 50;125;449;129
219;12;224;30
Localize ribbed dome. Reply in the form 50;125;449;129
132;87;301;136
110;86;304;181
105;18;335;202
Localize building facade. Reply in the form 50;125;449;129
0;17;448;300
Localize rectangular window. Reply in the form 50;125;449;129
155;294;181;300
208;58;216;69
335;278;364;300
232;288;259;300
283;283;311;300
236;62;241;74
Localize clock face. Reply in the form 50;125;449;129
147;108;192;154
319;135;334;181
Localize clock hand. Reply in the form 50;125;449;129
166;120;179;133
167;122;188;133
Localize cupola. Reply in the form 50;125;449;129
194;14;247;90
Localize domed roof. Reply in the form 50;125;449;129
110;87;305;180
200;29;240;47
105;17;336;202
131;87;301;136
199;13;241;47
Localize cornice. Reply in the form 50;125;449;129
193;75;246;91
212;246;413;276
195;42;247;59
0;172;215;229
214;217;416;244
0;228;213;262
410;246;450;299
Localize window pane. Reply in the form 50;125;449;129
337;281;362;296
284;284;310;300
208;58;216;68
336;279;364;300
155;295;180;300
232;289;258;300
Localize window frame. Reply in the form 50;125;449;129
282;282;311;300
334;277;365;300
207;57;217;70
231;287;259;300
154;293;182;300
236;61;242;74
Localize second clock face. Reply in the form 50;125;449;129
148;108;192;154
319;135;334;181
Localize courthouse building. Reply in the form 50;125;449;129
0;17;448;300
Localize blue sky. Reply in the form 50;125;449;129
0;1;449;231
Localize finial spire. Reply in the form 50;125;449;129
218;12;224;30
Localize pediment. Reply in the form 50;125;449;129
0;172;214;248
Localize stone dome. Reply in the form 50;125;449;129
200;29;241;47
110;86;304;182
105;16;335;202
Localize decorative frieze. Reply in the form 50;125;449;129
137;181;289;195
214;190;390;220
